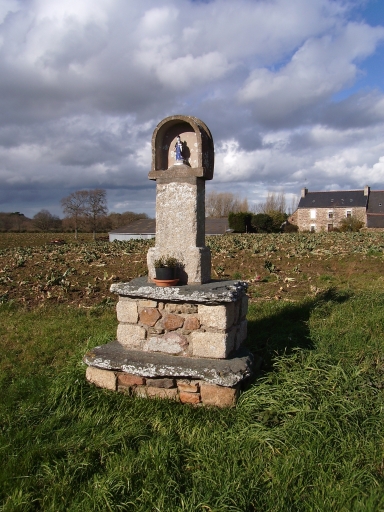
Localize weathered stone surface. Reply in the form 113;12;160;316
117;324;146;348
83;340;256;387
183;316;200;331
117;386;131;394
146;378;176;388
148;326;165;335
146;387;179;400
240;295;249;319
177;379;200;393
117;373;146;386
86;367;116;391
146;177;210;285
111;277;248;304
165;303;198;314
132;386;148;398
138;300;158;308
143;332;188;355
236;320;248;350
179;391;201;404
200;383;239;407
198;303;235;330
139;307;161;326
163;313;184;331
190;330;235;359
150;115;214;179
116;298;138;323
234;300;241;325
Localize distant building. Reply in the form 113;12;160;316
289;185;384;231
109;217;230;241
366;191;384;228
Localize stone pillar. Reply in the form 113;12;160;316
147;115;214;285
83;114;256;408
148;174;210;284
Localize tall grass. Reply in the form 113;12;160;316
1;291;384;511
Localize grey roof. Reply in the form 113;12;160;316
367;191;384;214
366;214;384;228
205;217;229;234
110;219;156;235
109;217;229;235
298;190;367;209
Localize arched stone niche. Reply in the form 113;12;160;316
148;115;214;181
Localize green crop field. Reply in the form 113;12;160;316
1;232;384;511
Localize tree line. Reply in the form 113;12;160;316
0;189;299;235
206;190;299;233
0;189;148;236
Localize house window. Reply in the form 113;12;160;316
346;210;352;218
328;224;333;232
310;224;316;232
310;209;316;219
328;211;333;219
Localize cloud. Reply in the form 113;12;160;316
0;0;384;217
238;21;384;127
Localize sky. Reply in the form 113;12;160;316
1;0;384;219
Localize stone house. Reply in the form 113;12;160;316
366;191;384;229
290;186;370;232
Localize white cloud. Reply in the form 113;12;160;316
238;22;384;126
0;0;384;216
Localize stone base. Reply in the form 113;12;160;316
84;341;260;407
84;278;255;407
110;277;249;359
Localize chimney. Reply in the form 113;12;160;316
364;185;370;197
301;187;308;198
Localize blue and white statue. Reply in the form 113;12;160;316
175;135;183;163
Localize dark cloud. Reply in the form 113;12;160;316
0;0;384;217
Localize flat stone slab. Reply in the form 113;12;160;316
110;277;248;304
84;340;258;387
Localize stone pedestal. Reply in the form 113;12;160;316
84;278;259;407
84;115;258;407
147;175;211;284
147;115;214;285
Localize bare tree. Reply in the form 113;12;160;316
61;190;88;239
85;189;108;240
206;191;249;217
288;194;299;216
107;211;149;230
254;191;287;215
33;209;62;232
0;212;31;232
253;191;289;232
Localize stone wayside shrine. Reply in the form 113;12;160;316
84;115;258;407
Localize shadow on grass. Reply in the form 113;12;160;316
246;288;350;375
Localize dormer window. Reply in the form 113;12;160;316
330;199;334;203
379;203;382;207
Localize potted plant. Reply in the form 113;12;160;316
153;255;179;281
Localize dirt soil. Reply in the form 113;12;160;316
1;232;384;308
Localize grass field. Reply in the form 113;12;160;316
1;232;384;511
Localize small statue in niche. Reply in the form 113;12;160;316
174;135;183;163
